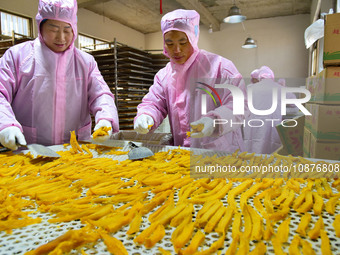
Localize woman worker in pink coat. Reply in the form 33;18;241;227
0;0;119;150
243;66;297;154
134;9;247;152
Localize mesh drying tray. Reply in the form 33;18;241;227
0;140;339;254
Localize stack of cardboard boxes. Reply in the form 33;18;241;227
304;13;340;160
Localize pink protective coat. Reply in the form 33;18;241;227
0;0;119;145
244;67;298;154
250;66;275;82
136;10;247;152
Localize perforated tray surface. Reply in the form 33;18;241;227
0;141;339;254
1;189;339;254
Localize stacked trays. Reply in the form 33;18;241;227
89;41;169;130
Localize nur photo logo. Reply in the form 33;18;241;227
197;82;312;128
196;82;222;108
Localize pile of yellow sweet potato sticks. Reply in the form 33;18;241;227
0;131;339;254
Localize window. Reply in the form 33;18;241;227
78;34;111;51
0;10;32;38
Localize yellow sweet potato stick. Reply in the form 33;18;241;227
204;206;227;233
301;239;316;255
293;190;306;210
321;178;333;198
281;189;295;209
0;217;42;234
196;200;222;228
103;214;132;233
288;235;301;255
248;241;266;255
296;190;313;213
173;221;195;249
81;204;114;221
190;123;204;133
70;130;83;153
25;231;74;254
225;234;240;255
170;204;193;227
194;234;225;255
145;223;166;248
81;144;92;156
196;200;218;219
125;201;144;219
149;195;175;223
158;203;187;225
134;222;159;245
227;179;253;209
264;192;274;214
237;233;250;254
271;236;286;255
215;206;234;234
312;192;324;215
126;213;142;235
171;217;192;249
158;247;172;255
275;217;290;244
268;207;290;222
242;204;252;239
263;221;274;241
287;179;300;193
92;127;111;139
325;196;339;215
296;213;311;237
247;204;263;241
253;196;267;219
232;212;242;239
273;187;290;206
189;181;232;204
99;231;128;255
308;216;324;240
181;230;205;255
320;230;333;255
25;227;99;255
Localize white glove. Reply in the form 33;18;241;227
93;119;112;142
0;126;26;150
190;117;215;138
134;114;154;134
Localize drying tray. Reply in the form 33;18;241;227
0;140;339;254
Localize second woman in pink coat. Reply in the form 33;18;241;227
134;9;248;153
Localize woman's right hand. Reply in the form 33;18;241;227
134;114;154;134
0;126;26;150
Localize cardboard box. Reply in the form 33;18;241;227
303;127;311;158
324;13;340;66
304;103;340;141
310;133;340;161
306;67;340;104
274;145;288;156
276;115;304;156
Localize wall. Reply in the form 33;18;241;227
0;0;145;49
77;9;144;49
145;14;310;86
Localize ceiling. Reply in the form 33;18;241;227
77;0;312;34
